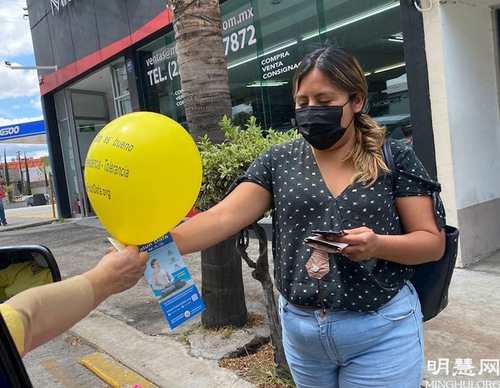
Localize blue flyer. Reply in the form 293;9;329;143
108;233;205;329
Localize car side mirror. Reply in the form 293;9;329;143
0;246;61;303
0;245;60;386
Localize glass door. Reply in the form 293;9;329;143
69;90;110;217
54;90;81;217
112;63;132;116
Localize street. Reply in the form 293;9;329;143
1;211;170;387
0;209;265;387
2;208;500;387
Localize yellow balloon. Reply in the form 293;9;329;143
84;112;202;245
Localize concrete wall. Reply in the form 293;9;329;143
423;0;500;265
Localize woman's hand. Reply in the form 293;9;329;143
326;227;379;262
331;197;446;264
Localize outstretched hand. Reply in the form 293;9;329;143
83;245;150;307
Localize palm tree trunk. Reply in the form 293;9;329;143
170;0;246;328
170;0;232;143
201;234;248;328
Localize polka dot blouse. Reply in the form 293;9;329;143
233;138;445;312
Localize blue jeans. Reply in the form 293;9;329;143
0;198;5;222
279;282;424;388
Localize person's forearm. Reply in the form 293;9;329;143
81;267;125;307
5;275;94;356
172;182;272;255
373;231;446;265
172;207;248;255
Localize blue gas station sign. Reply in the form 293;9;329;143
0;120;46;141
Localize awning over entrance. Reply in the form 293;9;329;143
0;120;46;144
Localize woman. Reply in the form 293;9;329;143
171;46;445;387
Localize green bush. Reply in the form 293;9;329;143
232;111;251;128
196;115;300;210
5;184;15;203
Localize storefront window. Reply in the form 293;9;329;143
222;0;317;131
320;0;411;144
138;0;411;143
138;33;186;127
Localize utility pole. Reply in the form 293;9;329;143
16;150;24;195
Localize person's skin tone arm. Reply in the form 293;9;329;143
82;245;149;307
329;195;445;264
171;181;272;255
5;246;149;356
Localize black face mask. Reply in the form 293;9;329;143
295;99;352;150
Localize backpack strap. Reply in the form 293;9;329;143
382;138;395;189
382;138;446;231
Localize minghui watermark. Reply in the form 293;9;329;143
425;382;500;387
425;358;500;387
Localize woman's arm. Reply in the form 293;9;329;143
2;246;149;356
171;181;272;255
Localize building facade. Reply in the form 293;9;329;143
26;0;500;266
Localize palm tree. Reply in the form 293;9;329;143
169;0;232;144
3;150;10;185
24;153;32;195
169;0;247;328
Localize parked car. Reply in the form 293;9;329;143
25;194;51;207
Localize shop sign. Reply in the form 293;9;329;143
0;120;45;141
222;7;256;57
260;50;299;80
50;0;74;16
142;5;256;88
144;46;179;87
126;59;133;74
371;96;403;108
222;7;254;32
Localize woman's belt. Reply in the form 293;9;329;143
288;302;321;310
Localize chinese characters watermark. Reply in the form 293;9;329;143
426;358;500;388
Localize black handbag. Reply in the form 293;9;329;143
382;139;459;322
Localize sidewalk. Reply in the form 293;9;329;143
1;204;60;233
422;252;500;386
4;213;500;387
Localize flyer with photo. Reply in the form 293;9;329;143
108;233;205;330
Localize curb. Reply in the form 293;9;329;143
0;219;58;233
70;311;254;388
79;352;158;388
